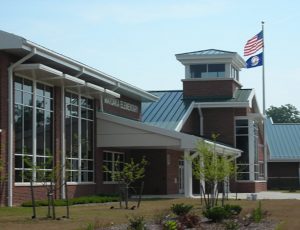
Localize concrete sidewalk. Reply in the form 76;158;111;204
139;191;300;200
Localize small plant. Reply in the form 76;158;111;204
203;206;228;222
127;215;146;230
224;204;242;217
224;220;239;230
170;203;193;216
252;201;263;223
178;214;200;228
163;220;178;230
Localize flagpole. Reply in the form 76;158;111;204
262;21;268;181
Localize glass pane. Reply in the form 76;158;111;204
15;170;22;182
36;96;44;108
23;170;32;182
45;157;53;169
81;97;87;107
14;77;22;90
65;93;71;105
81;172;88;182
72;117;79;158
45;98;52;111
36;83;44;96
23;107;33;154
23;79;33;92
15;155;23;168
87;99;93;109
208;64;225;72
45;85;52;98
104;152;112;161
190;64;206;78
23;92;33;106
15;90;22;104
71;171;78;182
36;157;44;168
88;121;93;159
81;160;88;170
88;172;93;182
65;116;71;158
88;110;93;120
88;161;93;170
236;127;248;135
14;104;23;153
81;120;87;159
71;105;78;116
72;160;78;170
236;119;248;126
45;111;53;154
71;94;78;105
81;108;87;119
24;155;32;168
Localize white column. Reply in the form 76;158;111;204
61;86;66;199
184;150;193;197
185;65;191;78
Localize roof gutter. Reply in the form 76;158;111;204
7;48;36;207
23;40;158;102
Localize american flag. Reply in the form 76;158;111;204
244;31;263;56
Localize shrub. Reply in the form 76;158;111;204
127;215;146;230
170;203;193;216
21;195;119;207
252;201;263;223
203;206;228;222
224;204;242;217
178;214;200;228
163;220;178;230
223;220;239;230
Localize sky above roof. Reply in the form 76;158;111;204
1;0;299;110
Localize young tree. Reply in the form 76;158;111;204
192;138;236;209
104;156;148;209
266;104;300;123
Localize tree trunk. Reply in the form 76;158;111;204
30;179;36;219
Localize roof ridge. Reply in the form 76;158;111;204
176;49;236;56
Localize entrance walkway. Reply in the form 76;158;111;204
139;191;300;200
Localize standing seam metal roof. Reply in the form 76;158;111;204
266;119;300;160
142;89;253;131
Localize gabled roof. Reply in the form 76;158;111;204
141;89;254;131
176;49;236;56
266;118;300;161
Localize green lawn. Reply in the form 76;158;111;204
0;198;300;230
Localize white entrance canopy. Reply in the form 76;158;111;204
97;112;241;197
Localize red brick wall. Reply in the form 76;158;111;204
102;95;141;121
166;150;183;194
180;109;200;136
0;52;11;206
183;79;241;98
268;162;299;177
231;181;267;193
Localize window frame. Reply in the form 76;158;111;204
102;150;125;184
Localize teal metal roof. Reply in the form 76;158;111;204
142;91;191;130
176;49;236;56
141;89;253;130
266;119;300;160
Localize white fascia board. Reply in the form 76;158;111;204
104;89;120;98
247;89;255;108
64;74;85;85
175;102;195;131
85;82;105;93
23;41;157;102
195;102;249;108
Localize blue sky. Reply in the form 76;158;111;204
1;0;299;110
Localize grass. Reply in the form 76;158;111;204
0;198;300;230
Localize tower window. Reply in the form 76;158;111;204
190;64;225;78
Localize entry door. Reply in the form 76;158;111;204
178;160;184;194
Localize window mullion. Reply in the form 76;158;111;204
78;95;82;183
32;81;37;182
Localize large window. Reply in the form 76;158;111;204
65;92;94;183
235;119;249;180
103;151;124;183
14;77;53;182
190;64;225;78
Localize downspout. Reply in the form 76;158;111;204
198;106;204;136
8;48;36;207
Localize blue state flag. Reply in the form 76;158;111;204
246;52;263;68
